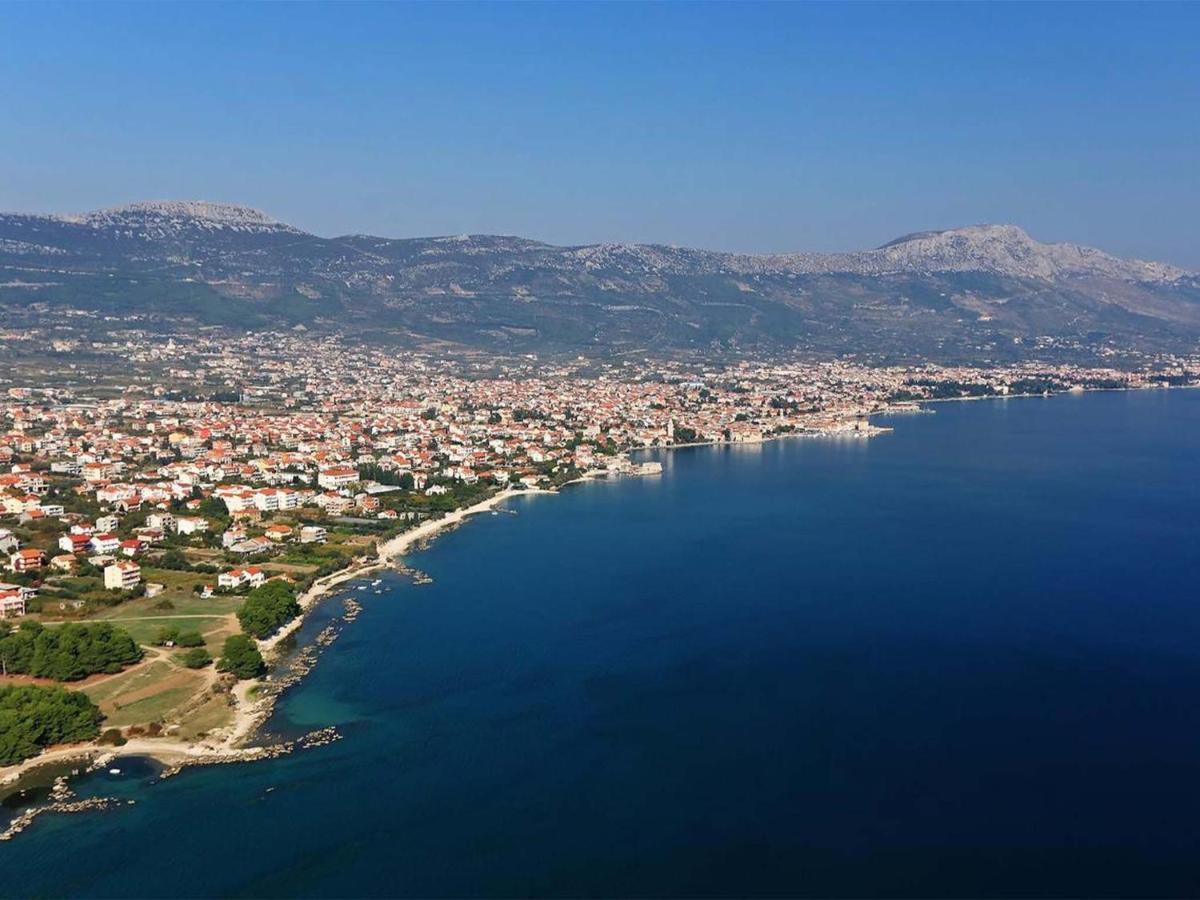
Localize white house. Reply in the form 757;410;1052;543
221;527;248;548
103;560;141;591
174;516;209;535
217;566;266;590
214;486;255;514
299;525;327;544
146;512;175;532
0;528;19;554
252;488;302;512
317;467;359;490
89;533;121;554
0;589;26;618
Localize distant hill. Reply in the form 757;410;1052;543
2;200;1198;359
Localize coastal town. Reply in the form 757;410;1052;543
1;328;1198;789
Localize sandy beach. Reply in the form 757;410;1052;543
375;486;530;560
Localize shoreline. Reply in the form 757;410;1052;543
374;485;545;561
1;486;553;790
1;382;1188;790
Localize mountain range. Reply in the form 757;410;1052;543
2;200;1197;360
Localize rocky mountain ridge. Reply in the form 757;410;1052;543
1;201;1197;359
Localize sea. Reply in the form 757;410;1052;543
4;388;1200;897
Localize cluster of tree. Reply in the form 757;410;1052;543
421;481;493;513
312;555;356;580
159;390;240;403
905;378;994;399
1148;374;1194;387
153;549;218;574
0;621;142;681
156;549;193;569
512;407;549;421
1008;378;1059;395
279;543;351;571
217;634;265;679
194;495;231;523
44;485;102;521
153;625;205;648
236;580;301;639
1081;377;1130;390
0;684;104;765
672;425;698;444
356;464;415;489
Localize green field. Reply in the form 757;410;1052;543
96;591;243;620
100;684;199;729
91;614;233;649
82;657;213;729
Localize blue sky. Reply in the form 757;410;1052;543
1;2;1197;266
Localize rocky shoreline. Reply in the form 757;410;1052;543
0;463;786;833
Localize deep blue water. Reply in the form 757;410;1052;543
6;389;1200;897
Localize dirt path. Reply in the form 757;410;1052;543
102;614;231;621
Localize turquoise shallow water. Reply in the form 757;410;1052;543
5;389;1200;897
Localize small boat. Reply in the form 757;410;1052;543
108;768;121;775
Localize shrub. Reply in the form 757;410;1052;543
98;727;127;746
179;647;212;669
217;634;265;679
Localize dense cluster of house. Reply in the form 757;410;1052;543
2;333;1196;621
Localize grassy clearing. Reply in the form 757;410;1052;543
93;614;232;648
200;616;240;653
183;547;224;562
51;586;246;732
137;566;212;602
83;658;211;728
96;593;243;620
84;660;172;706
101;683;199;729
262;561;319;575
